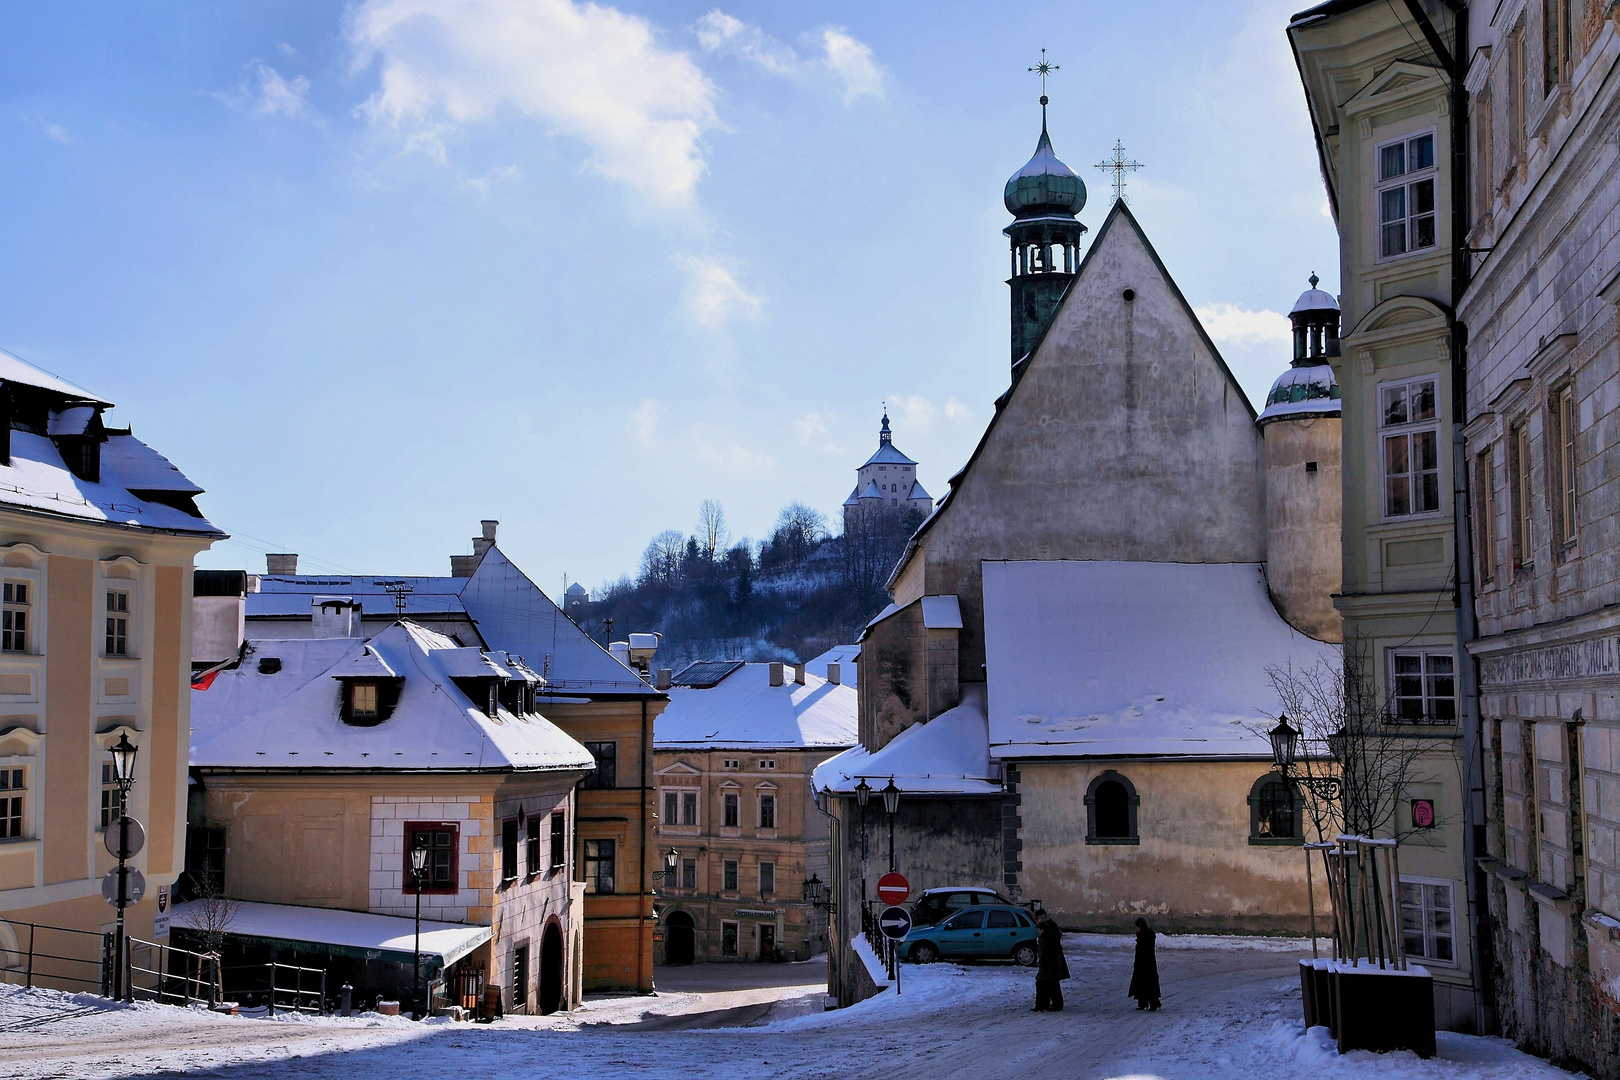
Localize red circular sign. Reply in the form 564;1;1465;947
877;872;910;906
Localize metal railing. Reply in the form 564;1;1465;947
219;960;327;1016
0;921;110;993
125;937;221;1007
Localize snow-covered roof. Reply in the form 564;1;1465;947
812;685;1001;796
191;621;595;771
805;644;859;688
982;561;1341;759
655;662;856;750
1258;361;1340;423
99;434;205;494
862;441;916;467
858;480;884;500
0;347;109;404
173;899;490;968
249;546;658;697
908;480;932;502
0;431;220;536
859;594;962;641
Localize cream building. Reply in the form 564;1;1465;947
841;414;933;531
0;350;222;991
1290;0;1484;1031
652;660;855;964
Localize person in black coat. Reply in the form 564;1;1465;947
1033;912;1069;1012
1127;917;1160;1011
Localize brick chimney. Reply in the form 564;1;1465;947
769;662;784;687
451;520;500;578
266;553;298;575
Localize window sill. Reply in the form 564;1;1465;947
1249;837;1303;847
1085;837;1139;846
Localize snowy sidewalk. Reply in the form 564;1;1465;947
0;936;1586;1079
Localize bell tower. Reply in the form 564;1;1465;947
1004;57;1086;369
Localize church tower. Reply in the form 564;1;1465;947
842;412;932;532
1258;275;1344;643
1004;96;1086;368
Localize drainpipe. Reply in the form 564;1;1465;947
639;696;649;992
1405;0;1489;1033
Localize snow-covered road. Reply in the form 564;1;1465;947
0;935;1585;1079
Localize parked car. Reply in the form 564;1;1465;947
900;903;1039;966
910;886;1017;927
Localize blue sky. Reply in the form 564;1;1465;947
0;0;1337;595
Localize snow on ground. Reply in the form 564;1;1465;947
0;937;1585;1079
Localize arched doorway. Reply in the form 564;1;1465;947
539;922;565;1015
665;911;695;965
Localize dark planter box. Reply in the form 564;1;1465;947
1299;959;1333;1030
1331;962;1435;1058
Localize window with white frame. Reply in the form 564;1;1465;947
0;767;22;839
723;859;739;892
662;789;698;826
1391;649;1456;723
2;581;28;654
105;590;129;656
759;860;775;894
1378;131;1437;258
1399;878;1456;963
99;758;119;829
1551;382;1577;550
758;793;776;830
1380;377;1441;517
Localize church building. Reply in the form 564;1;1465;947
816;101;1347;1004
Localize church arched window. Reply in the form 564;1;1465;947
1248;773;1303;844
1084;770;1139;846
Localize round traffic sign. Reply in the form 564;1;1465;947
876;871;910;906
878;905;913;940
104;816;145;861
102;866;146;907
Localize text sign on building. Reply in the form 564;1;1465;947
879;906;912;940
877;872;910;906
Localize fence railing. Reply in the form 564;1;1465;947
125;937;221;1008
221;960;327;1015
0;922;110;994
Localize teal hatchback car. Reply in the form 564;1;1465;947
900;904;1039;966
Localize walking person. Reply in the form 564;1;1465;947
1032;911;1069;1012
1127;917;1161;1011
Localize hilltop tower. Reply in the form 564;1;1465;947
842;412;932;531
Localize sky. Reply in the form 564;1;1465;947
0;0;1339;595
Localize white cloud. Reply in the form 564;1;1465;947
349;0;719;206
699;443;774;472
819;28;882;102
944;398;971;422
887;394;936;432
790;411;843;453
676;254;762;328
630;398;666;444
42;123;71;144
276;41;299;58
460;164;521;194
250;61;313;118
695;11;882;103
1193;303;1291;348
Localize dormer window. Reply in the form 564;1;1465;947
338;676;401;726
351;682;379;719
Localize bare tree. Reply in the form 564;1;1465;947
771;502;827;563
697;500;730;560
178;873;239;957
639;530;687;586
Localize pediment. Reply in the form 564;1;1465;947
655;761;703;777
1343;60;1446;118
1347;294;1449;338
755;780;779;791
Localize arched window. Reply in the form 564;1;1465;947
1248;774;1303;844
1084;770;1139;845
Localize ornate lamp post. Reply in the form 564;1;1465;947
1267;717;1342;800
109;733;138;1002
881;778;901;873
651;848;679;886
410;837;429;1019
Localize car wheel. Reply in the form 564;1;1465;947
912;941;939;964
1012;942;1038;967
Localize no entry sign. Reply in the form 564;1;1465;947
876;872;910;906
879;905;913;940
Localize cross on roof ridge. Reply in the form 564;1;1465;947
1095;139;1143;202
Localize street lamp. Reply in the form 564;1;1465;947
1268;717;1298;772
110;734;138;1002
410;837;429;1019
882;778;900;873
651;848;680;885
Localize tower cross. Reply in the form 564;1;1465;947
1028;49;1058;123
1095;139;1143;202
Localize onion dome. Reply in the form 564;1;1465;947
1004;125;1086;219
1290;273;1338;320
1258;273;1342;424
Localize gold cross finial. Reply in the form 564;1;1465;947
1028;49;1058;123
1095;139;1143;202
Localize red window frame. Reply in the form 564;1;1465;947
403;821;460;895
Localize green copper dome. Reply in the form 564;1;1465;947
1004;126;1086;218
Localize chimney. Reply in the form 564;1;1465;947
266;553;299;576
191;570;247;668
312;597;363;638
453;520;500;577
769;662;784;687
826;662;841;685
656;668;673;691
609;641;632;670
473;519;499;557
793;662;806;685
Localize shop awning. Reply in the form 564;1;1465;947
171;900;491;969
